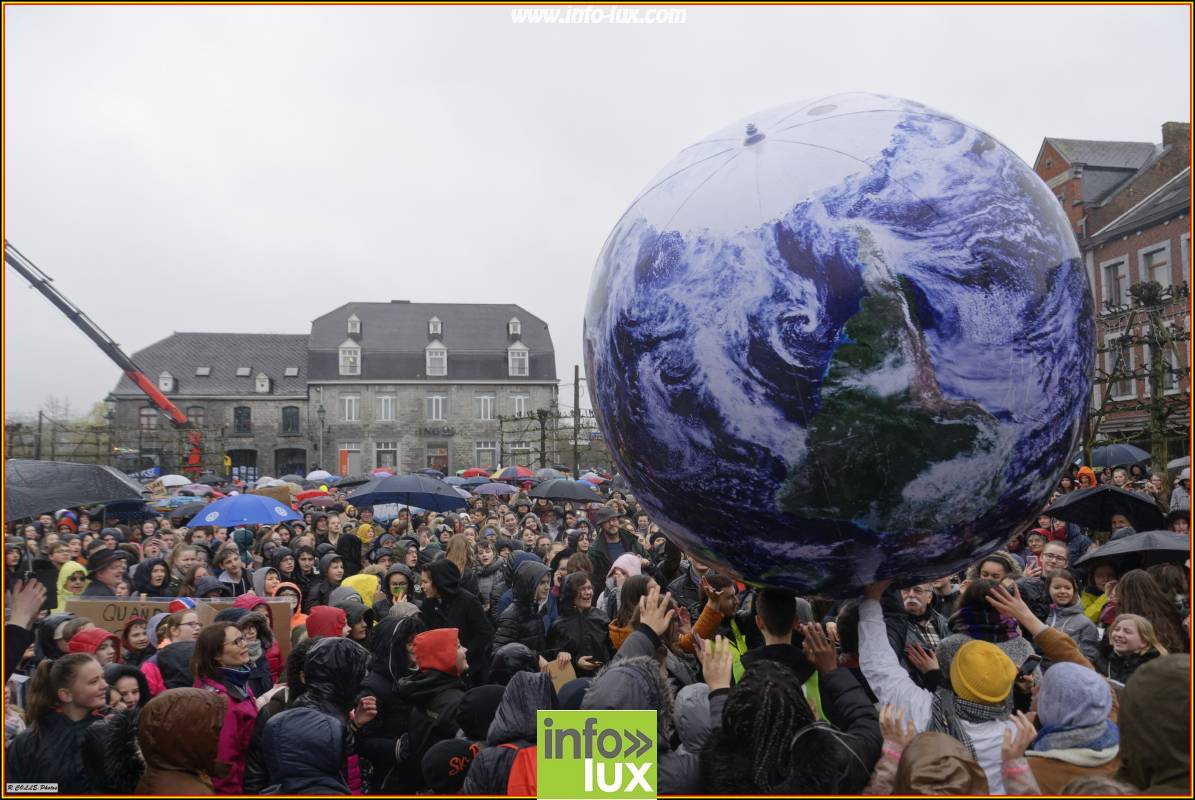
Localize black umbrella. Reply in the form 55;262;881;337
418;469;445;479
278;474;305;483
1074;530;1191;572
196;472;226;486
168;502;208;523
336;473;376;490
99;500;161;524
5;459;148;522
1087;444;1151;468
529;478;603;502
348;474;467;512
1045;486;1165;532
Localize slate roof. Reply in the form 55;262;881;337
110;333;310;397
1046;138;1159;170
1089;167;1191;245
308;302;557;381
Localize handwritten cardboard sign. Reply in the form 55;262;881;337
66;596;293;659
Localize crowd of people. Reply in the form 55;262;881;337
2;461;1191;795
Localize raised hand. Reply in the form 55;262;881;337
879;704;917;747
799;622;839;674
904;642;939;674
694;633;733;691
638;585;676;637
1001;711;1037;761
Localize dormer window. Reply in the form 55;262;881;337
236;367;251;377
158;372;174;392
339;339;361;376
508;317;521;336
426;341;447;376
195;366;211;377
255;373;271;394
429;316;442;336
508;343;529;377
347;313;361;335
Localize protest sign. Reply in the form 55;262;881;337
65;598;176;633
197;597;293;659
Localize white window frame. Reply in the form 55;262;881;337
1180;233;1190;285
475;394;496;421
1137;241;1172;291
195;366;211;377
284;367;300;377
508;345;529;377
1104;331;1136;401
339;344;361;376
426;395;447;421
426;343;447;377
139;407;159;430
512;394;529;418
340;395;360;422
347;314;361;335
158;372;174;392
508;440;532;462
376;441;399;469
475;440;497;468
377;395;397;422
236;367;252;377
1100;256;1130;306
508;317;521;336
429;316;442;336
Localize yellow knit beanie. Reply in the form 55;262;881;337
950;640;1017;705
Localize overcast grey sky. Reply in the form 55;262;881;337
4;4;1190;418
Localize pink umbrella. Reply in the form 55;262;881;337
371;467;396;476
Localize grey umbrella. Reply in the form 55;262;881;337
5;459;148;522
1087;444;1151;468
529;478;603;502
1074;530;1191;572
1045;485;1165;532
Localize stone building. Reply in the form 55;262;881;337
307;301;559;474
107;333;311;479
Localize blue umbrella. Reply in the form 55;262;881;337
474;482;517;496
443;476;467;486
461;476;490;488
185;494;300;528
348;474;468;512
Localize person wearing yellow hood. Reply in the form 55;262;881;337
342;572;382;606
54;560;89;613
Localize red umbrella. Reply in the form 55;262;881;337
303;496;340;508
493;465;536;482
462;467;491;478
296;489;330;502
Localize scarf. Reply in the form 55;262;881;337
928;688;1009;759
220;664;253;690
1030;720;1120;753
246;640;264;661
949;606;1010;643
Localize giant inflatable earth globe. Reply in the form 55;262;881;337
583;92;1094;596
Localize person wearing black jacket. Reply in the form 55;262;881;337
546;572;612;676
387;628;469;793
461;671;556;793
264;637;373;794
336;533;364;578
305;553;345;612
703;624;881;794
243;639;316;794
587;507;647;585
358;615;426;792
667;557;713;621
418;560;493;685
739;588;816;684
491;560;552;656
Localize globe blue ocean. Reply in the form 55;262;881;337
583;93;1095;596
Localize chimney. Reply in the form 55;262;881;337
1161;121;1189;149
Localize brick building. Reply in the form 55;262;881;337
1033;122;1191;455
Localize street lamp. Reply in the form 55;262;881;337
317;404;326;470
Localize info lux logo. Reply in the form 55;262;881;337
538;710;657;799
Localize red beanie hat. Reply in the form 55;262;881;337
68;627;121;661
414;628;461;676
57;518;78;533
306;606;347;638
